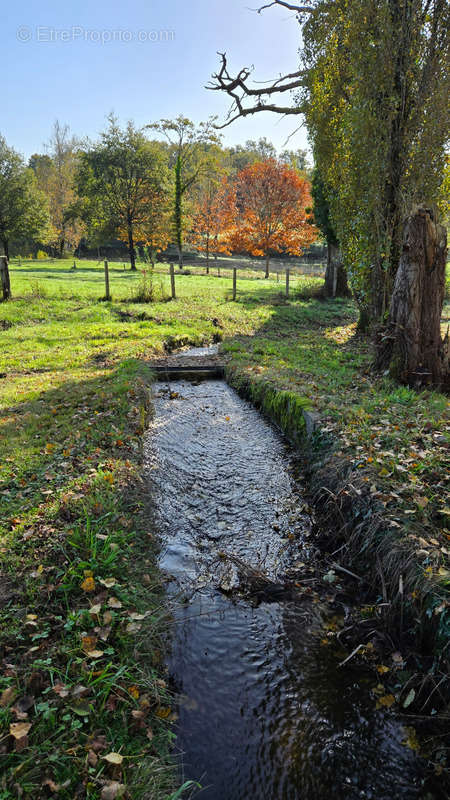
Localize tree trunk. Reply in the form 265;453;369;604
127;220;136;271
265;254;270;279
2;239;10;261
323;241;350;298
206;235;210;274
375;205;448;388
0;255;11;300
174;156;183;270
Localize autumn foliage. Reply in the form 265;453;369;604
191;177;236;270
231;159;317;276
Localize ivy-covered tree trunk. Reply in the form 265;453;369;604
323;241;350;298
174;156;183;270
375;206;448;387
127;217;136;271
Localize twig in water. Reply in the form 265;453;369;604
338;643;365;668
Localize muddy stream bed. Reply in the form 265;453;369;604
144;361;426;799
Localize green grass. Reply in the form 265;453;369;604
0;257;448;796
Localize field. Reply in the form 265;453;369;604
0;257;449;799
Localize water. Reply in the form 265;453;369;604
145;379;424;800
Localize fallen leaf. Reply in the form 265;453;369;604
103;752;123;765
101;783;126;800
377;694;396;708
10;722;32;740
99;578;117;588
107;597;122;609
0;686;17;707
403;688;416;708
89;603;102;616
81;576;95;592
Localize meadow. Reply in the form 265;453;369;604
0;258;448;799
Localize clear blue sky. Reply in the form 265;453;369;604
3;0;309;160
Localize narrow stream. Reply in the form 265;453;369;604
145;376;425;800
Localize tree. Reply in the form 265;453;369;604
45;121;82;257
77;117;165;270
190;176;236;269
311;167;349;297
230;158;317;276
0;136;49;262
375;205;448;387
148;116;219;269
209;0;450;340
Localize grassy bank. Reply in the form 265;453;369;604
0;259;321;798
223;292;449;717
0;258;448;795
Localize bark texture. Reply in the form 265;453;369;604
376;205;448;388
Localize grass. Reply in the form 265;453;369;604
0;257;449;796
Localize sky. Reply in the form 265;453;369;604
3;0;309;160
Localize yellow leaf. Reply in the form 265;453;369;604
376;665;390;674
10;722;32;740
377;694;396;708
156;707;171;719
128;685;139;699
81;576;95;592
0;686;17;707
103;752;124;765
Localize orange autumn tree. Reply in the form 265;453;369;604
191;176;236;272
231;158;317;277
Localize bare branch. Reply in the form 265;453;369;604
255;1;314;14
207;52;305;127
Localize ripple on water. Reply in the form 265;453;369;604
144;380;424;800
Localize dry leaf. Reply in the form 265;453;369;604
107;597;122;609
99;578;117;588
82;635;97;653
103;752;123;765
101;783;126;800
0;686;17;707
89;603;102;616
88;749;98;767
377;694;396;708
10;721;32;740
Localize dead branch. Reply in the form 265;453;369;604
207;52;304;128
255;1;314;14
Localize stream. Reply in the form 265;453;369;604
144;373;425;800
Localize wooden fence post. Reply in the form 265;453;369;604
0;256;11;300
285;267;290;298
104;260;111;301
170;263;176;299
232;267;237;301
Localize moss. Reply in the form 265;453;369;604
226;365;310;445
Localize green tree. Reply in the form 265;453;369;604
76;116;167;270
210;0;450;338
148;116;219;268
0;135;49;261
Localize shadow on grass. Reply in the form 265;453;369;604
0;359;151;532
